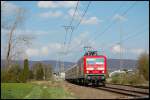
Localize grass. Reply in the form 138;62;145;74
1;82;75;99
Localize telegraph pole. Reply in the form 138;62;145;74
118;18;123;72
62;25;74;73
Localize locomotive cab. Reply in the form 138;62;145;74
83;55;106;86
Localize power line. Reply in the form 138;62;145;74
63;1;92;62
63;1;79;46
61;1;80;73
67;2;125;52
70;1;137;53
68;1;92;45
69;1;79;26
89;1;137;42
93;22;148;51
107;26;148;50
67;24;148;60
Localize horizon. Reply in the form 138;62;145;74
1;57;138;63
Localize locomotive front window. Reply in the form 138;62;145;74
86;58;105;72
86;58;104;65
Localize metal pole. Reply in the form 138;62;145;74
119;19;123;72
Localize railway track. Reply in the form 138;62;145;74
95;83;149;98
65;81;149;99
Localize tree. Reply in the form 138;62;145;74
1;2;34;71
31;62;53;80
35;62;44;80
1;63;21;83
23;59;29;81
29;70;34;80
137;53;149;81
43;64;53;80
32;62;44;80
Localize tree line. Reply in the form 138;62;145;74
1;59;53;83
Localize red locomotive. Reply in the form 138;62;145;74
65;50;107;86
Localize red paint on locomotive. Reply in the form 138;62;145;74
83;55;107;74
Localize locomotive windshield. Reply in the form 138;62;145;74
86;58;104;65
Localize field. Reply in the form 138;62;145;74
1;81;75;99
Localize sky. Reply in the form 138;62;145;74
1;1;149;62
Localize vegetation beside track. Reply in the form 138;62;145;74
1;81;75;99
107;53;149;86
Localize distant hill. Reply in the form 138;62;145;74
1;59;137;72
107;59;137;72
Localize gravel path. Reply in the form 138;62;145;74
62;81;132;99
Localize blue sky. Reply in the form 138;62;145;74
1;1;149;62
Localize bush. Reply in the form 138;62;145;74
23;59;29;81
111;74;121;84
35;62;44;80
1;64;21;83
137;53;149;81
32;62;53;81
29;70;34;79
110;71;146;85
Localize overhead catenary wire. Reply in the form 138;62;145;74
63;1;92;59
68;26;148;57
97;22;148;47
66;22;148;63
69;1;138;54
69;1;79;26
67;2;125;52
68;1;92;45
60;1;80;73
63;1;79;46
88;1;138;43
106;26;148;50
62;1;92;62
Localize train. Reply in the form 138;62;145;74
65;50;107;86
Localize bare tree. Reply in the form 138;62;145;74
1;2;34;70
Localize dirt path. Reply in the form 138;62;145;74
62;81;131;99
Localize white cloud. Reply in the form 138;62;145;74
81;17;102;25
25;31;95;60
39;11;62;18
68;8;80;17
26;48;39;57
67;31;96;53
58;1;78;8
113;14;127;22
68;9;102;25
38;1;57;8
26;46;49;57
37;1;77;8
111;44;147;55
111;44;123;54
130;48;145;55
41;46;49;55
48;43;62;53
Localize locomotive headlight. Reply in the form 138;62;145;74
87;71;89;73
102;71;104;73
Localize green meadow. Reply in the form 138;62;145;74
1;83;75;99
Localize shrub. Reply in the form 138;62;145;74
1;64;21;83
137;53;149;81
